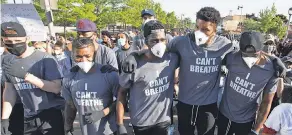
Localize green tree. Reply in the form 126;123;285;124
243;18;261;31
55;0;97;26
166;12;179;29
276;14;288;23
1;0;7;4
243;4;287;38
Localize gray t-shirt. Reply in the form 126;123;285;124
119;52;179;126
95;45;119;69
62;64;119;135
116;45;139;73
168;35;234;105
3;50;65;118
220;52;278;123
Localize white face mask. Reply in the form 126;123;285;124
118;38;126;46
151;42;166;58
194;30;209;45
77;62;94;73
242;57;258;68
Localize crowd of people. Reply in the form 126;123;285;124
0;6;292;135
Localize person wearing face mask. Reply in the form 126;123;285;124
63;19;119;134
122;7;287;135
75;19;118;69
62;38;119;135
1;44;25;135
52;40;72;76
116;20;179;135
115;32;138;74
1;22;65;135
262;86;292;135
218;31;280;135
263;34;277;56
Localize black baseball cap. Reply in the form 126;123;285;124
239;31;264;53
141;9;155;17
1;22;26;37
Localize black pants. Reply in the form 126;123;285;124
217;111;254;135
24;108;64;135
177;101;217;135
9;103;24;135
133;121;171;135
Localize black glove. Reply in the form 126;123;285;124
117;124;128;135
100;65;118;73
122;54;137;73
2;60;29;79
70;65;80;72
272;57;287;78
1;119;11;135
84;111;105;124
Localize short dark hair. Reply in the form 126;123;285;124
196;7;221;25
282;86;292;103
72;38;95;49
143;20;165;38
54;40;64;48
101;31;111;38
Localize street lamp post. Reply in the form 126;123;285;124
288;7;292;31
284;7;292;41
238;6;243;30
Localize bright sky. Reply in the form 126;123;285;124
153;0;291;22
6;0;292;22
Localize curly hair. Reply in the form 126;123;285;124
196;7;221;25
143;20;165;38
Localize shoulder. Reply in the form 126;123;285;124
170;36;189;44
62;72;77;86
97;44;115;55
2;54;16;64
214;35;233;48
274;103;292;112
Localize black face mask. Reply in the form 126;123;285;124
5;42;27;56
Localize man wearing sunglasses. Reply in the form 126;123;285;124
1;22;65;135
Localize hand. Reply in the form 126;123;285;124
2;60;29;79
84;111;105;124
100;65;118;73
1;119;11;135
272;57;287;78
65;131;73;135
122;54;138;73
117;124;128;135
65;123;74;135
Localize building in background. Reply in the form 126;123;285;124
221;15;247;34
